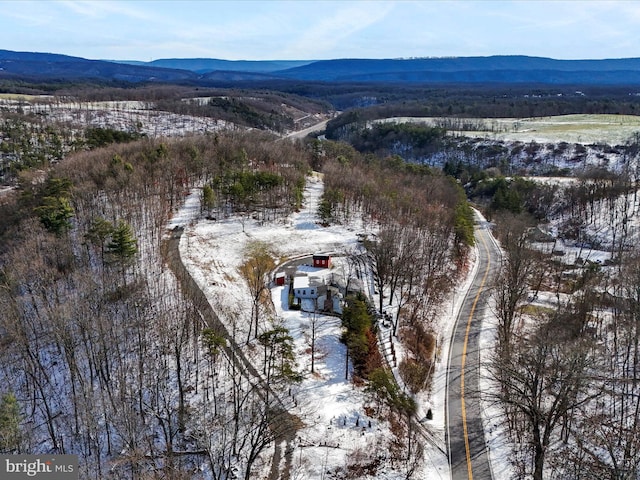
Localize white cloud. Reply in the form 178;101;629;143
0;1;58;28
2;0;640;61
280;1;395;59
56;0;149;20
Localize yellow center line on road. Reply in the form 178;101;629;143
460;229;492;480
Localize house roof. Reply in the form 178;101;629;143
293;276;310;289
293;275;323;289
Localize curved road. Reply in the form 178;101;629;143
446;217;501;480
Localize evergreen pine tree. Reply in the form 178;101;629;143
107;220;138;262
85;217;114;263
107;220;138;284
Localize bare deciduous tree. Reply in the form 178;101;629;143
239;241;276;343
491;306;597;480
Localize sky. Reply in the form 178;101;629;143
1;0;640;62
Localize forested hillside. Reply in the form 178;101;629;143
0;111;473;478
312;140;474;395
0;90;331;187
6;50;640;87
3;77;640;478
0;132;312;477
326;100;640;478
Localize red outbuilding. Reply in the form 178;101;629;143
312;253;331;269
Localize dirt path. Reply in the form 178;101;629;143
163;229;298;480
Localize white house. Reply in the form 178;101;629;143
292;275;319;299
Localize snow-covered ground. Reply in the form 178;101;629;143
0;98;331;140
479;297;518;480
0;98;230;137
168;172;512;478
3;94;634;476
530;239;612;266
474;212;516;480
374;114;640;145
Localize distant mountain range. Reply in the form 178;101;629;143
3;49;640;86
117;58;312;74
273;56;640;84
0;49;197;83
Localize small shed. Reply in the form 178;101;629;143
313;253;332;269
274;272;286;286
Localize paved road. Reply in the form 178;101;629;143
283;119;329;139
447;218;501;480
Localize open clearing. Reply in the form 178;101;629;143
377;113;640;145
0;93;55;101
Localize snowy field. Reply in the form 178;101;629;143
375;114;640;145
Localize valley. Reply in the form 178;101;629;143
3;0;640;476
1;79;640;480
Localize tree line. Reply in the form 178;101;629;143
491;204;640;479
0;128;471;478
315;140;473;440
0;131;312;478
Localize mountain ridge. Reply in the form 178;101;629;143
116;58;312;74
3;49;640;86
